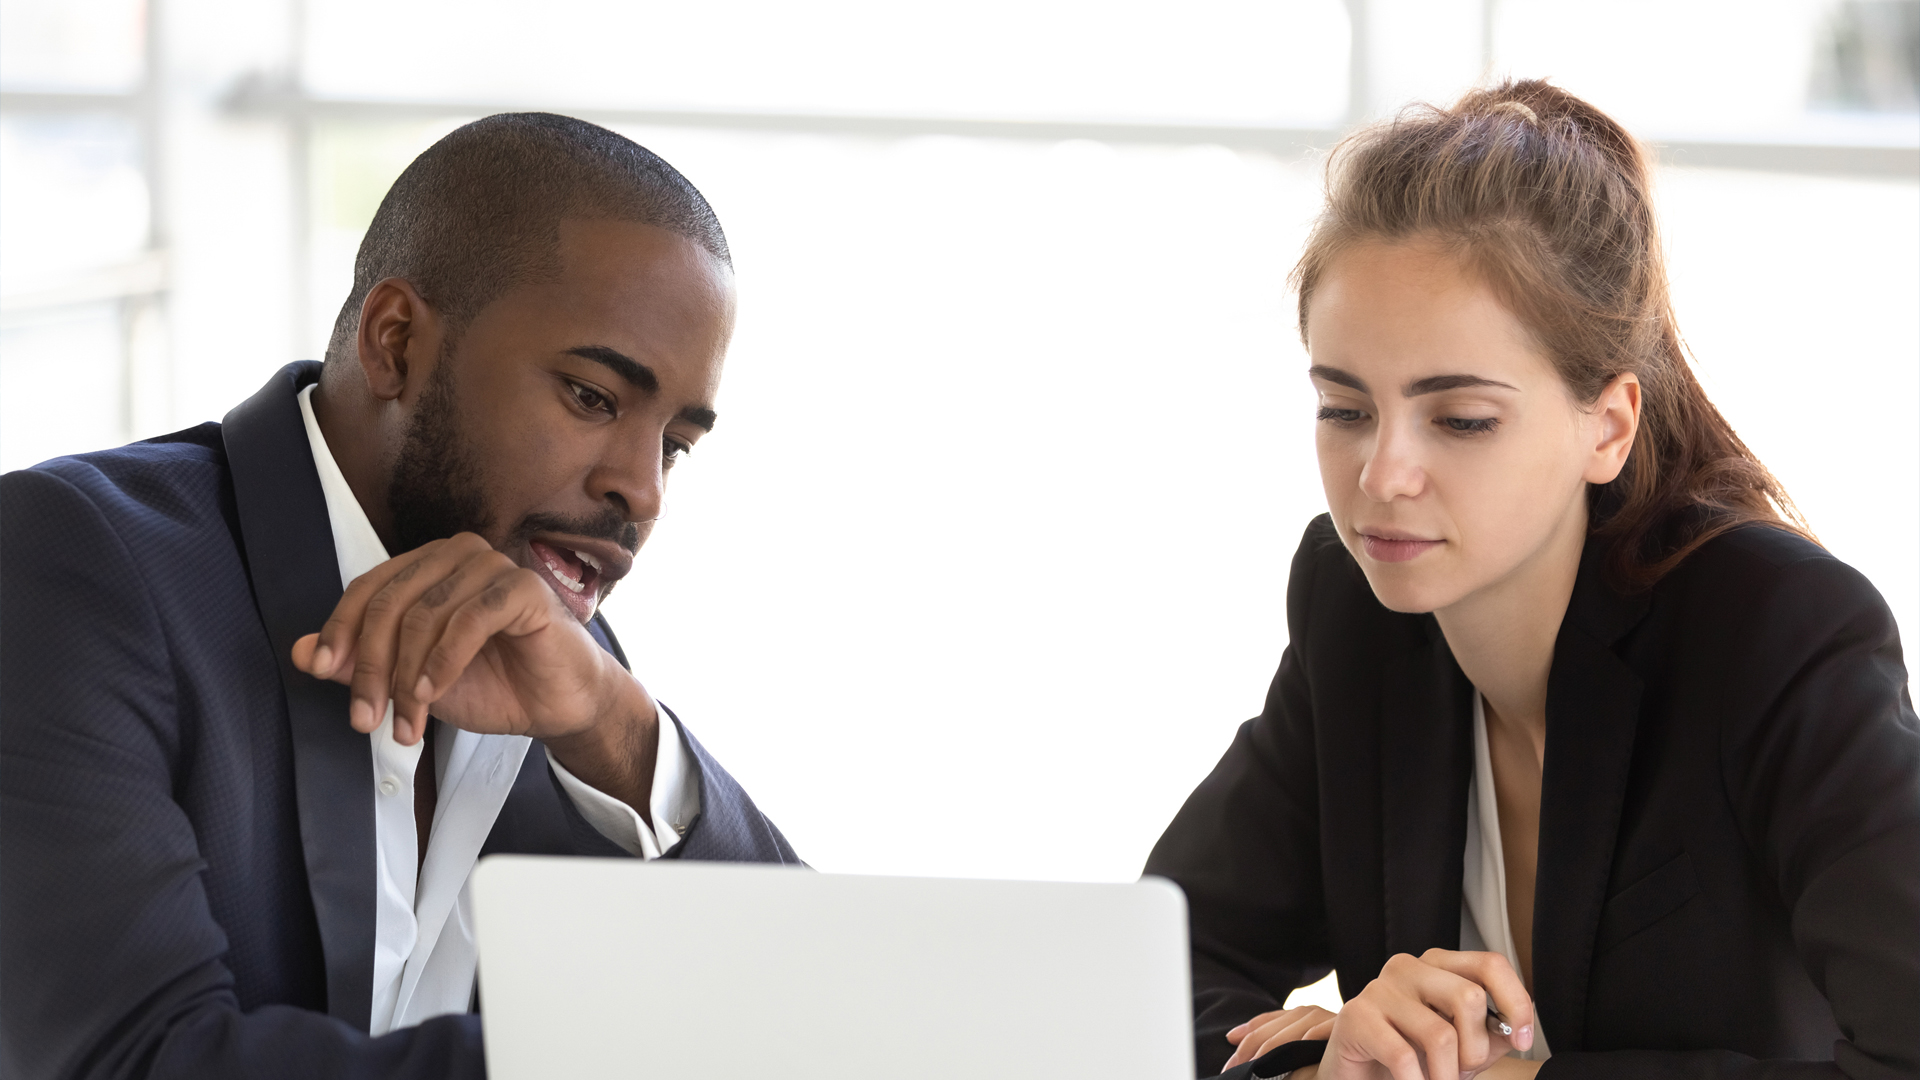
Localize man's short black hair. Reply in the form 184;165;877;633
323;112;731;365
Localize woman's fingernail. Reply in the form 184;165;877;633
350;697;373;731
414;674;433;702
1518;1024;1533;1050
312;644;333;675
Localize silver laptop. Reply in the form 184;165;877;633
472;856;1194;1079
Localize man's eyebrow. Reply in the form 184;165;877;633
564;346;716;430
1308;365;1368;392
1405;374;1520;395
565;346;658;393
677;405;717;433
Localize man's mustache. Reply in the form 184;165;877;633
512;508;642;554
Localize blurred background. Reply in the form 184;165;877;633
3;0;1915;908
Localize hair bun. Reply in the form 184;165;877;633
1486;100;1540;125
1454;79;1645;173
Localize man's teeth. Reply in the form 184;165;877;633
573;549;603;573
541;549;588;593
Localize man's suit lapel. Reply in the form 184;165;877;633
1530;546;1649;1051
222;361;377;1031
1378;616;1475;959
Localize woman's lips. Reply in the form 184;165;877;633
1361;534;1443;563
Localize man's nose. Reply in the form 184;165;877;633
1357;420;1426;503
593;442;667;524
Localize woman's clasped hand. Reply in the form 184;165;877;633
1225;951;1540;1080
1223;1005;1337;1071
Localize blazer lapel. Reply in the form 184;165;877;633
1378;615;1476;959
1530;544;1649;1050
222;361;377;1031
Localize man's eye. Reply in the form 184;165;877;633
568;382;612;414
1439;416;1499;435
1317;406;1367;425
663;439;691;468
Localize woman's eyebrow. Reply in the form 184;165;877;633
1308;366;1518;396
1307;365;1367;391
1406;374;1520;395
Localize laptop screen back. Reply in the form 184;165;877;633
473;856;1194;1080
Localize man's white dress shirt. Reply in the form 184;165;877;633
1459;691;1552;1062
297;385;699;1036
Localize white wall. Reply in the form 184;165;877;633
4;1;1915;895
591;131;1920;881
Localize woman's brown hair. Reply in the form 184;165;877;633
1292;79;1812;590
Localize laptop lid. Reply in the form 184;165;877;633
473;856;1194;1079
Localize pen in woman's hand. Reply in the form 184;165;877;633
1487;1004;1513;1037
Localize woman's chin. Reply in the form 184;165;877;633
1357;566;1460;615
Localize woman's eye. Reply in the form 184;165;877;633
1439;416;1499;435
1317;406;1367;425
568;382;612;414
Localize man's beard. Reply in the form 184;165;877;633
386;359;495;555
385;361;645;568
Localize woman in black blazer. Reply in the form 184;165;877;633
1144;81;1917;1080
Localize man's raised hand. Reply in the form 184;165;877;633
289;532;646;748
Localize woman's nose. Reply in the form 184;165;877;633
1358;422;1426;503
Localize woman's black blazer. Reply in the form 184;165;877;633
1145;515;1918;1079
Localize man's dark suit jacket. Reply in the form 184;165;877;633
1146;515;1918;1079
0;362;802;1080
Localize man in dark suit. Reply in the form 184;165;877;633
1;113;800;1079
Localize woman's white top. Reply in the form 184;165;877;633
1458;691;1553;1062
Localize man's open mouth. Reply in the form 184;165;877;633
527;537;630;621
534;541;601;594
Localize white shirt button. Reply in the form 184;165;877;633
379;778;400;796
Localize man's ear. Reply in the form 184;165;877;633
1584;371;1642;485
355;278;442;402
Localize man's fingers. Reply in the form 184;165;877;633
387;552;508;731
343;548;445;730
293;631;358;684
343;535;499;739
313;541;444;666
292;633;323;675
291;530;610;747
414;569;558;728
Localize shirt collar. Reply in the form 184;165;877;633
297;383;392;589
